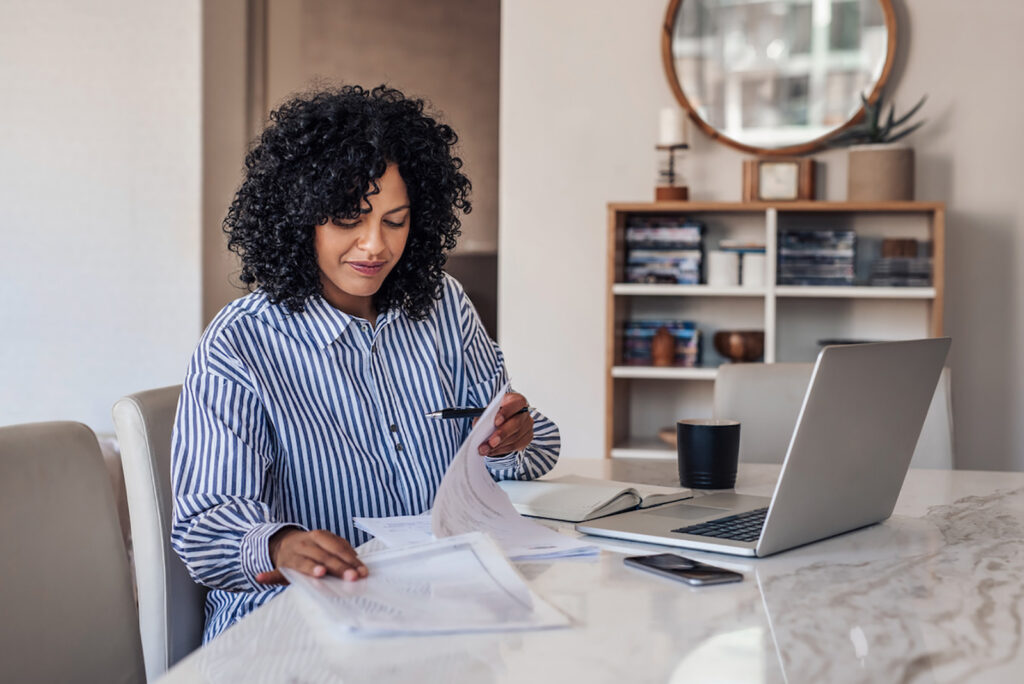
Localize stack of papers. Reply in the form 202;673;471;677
355;380;598;561
283;532;570;636
291;384;593;637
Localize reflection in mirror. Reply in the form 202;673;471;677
666;0;894;154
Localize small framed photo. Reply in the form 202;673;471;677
742;158;816;202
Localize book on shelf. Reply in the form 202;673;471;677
496;475;693;523
778;229;856;286
624;216;705;284
856;237;933;286
718;238;766;254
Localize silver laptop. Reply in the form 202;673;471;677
578;338;951;557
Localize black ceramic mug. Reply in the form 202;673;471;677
676;419;740;489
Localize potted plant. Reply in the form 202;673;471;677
829;93;927;202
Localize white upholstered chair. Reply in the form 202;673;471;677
713;363;954;469
0;421;146;683
113;386;206;681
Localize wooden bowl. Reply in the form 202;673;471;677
713;330;765;363
658;427;677;447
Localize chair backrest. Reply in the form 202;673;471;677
113;385;206;681
713;363;954;469
0;421;146;683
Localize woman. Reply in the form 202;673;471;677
171;85;560;642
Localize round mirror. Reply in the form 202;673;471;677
662;0;896;155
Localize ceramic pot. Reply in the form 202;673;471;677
847;143;914;201
713;330;764;363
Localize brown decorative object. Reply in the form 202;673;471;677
651;326;676;366
655;185;689;201
881;238;918;257
847;144;914;201
713;330;765;363
658;427;677;447
742;158;816;202
655;143;689;201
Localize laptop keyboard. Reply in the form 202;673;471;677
672;507;769;543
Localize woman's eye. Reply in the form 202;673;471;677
384;218;408;228
334;220;360;228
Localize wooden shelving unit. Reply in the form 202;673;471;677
605;200;945;459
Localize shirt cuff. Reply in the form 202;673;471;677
239;521;307;588
483;451;519;472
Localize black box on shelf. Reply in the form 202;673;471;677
778;229;855;286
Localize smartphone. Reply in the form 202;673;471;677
623;553;743;586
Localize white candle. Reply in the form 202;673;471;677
658;107;687;147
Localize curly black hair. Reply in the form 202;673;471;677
224;85;471;318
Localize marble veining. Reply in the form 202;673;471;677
758;487;1024;683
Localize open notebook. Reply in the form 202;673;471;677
496;475;692;523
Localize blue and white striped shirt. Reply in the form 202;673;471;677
171;274;560;642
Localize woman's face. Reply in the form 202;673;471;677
314;164;410;320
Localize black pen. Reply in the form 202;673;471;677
425;405;532;420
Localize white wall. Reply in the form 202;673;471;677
500;0;1024;470
0;0;202;434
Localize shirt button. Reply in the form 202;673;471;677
361;324;369;332
389;424;398;432
396;443;404;452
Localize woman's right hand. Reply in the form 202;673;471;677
255;527;369;585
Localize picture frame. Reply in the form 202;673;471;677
742;158;816;202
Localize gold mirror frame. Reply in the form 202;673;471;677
661;0;898;156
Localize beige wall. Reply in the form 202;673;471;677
202;0;249;325
0;0;201;434
500;0;1024;470
264;0;500;254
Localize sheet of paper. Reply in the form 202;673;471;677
283;532;570;636
427;381;597;559
354;514;433;548
355;513;596;561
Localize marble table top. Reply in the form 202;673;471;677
158;460;1024;684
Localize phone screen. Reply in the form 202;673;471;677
624;553;743;586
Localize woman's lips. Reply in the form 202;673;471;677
348;261;386;276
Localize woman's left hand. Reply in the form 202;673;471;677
478;392;534;457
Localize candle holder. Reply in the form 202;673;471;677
655;143;689;201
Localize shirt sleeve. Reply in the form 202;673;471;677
455;281;560;481
171;356;303;593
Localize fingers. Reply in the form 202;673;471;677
479;412;534;456
295;541;361;581
267;529;369;583
255;569;287;585
303;531;368;579
494;393;528;428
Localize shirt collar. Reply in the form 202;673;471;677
260;294;401;350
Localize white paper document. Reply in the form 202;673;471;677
355;512;595;561
355;381;597;561
282;532;570;636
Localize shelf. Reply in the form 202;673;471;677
774;286;935;299
611;366;718;380
609;201;944;214
610;439;676;460
613;284;766;297
606;201;945;459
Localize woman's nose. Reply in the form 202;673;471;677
357;222;385;254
